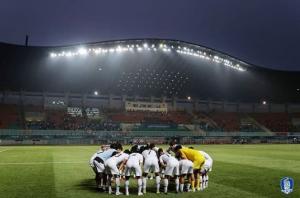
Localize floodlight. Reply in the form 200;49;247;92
50;53;57;58
78;48;88;55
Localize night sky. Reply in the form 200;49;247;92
0;0;299;71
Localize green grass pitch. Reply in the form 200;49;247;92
0;144;299;198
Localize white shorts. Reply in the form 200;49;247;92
105;161;119;175
93;160;105;173
201;159;213;173
179;159;193;175
125;162;142;177
144;158;160;173
164;161;179;176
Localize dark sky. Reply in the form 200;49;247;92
0;0;299;71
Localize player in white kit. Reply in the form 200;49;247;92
89;143;117;191
178;158;194;192
105;144;129;195
199;150;213;190
124;146;144;196
141;143;161;194
158;148;180;194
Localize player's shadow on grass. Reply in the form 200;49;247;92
76;179;177;194
77;179;100;193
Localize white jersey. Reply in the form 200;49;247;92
89;151;101;167
142;149;158;160
142;149;159;173
199;151;213;172
159;153;179;176
127;153;143;165
125;153;143;177
179;159;193;175
105;152;129;175
106;152;129;165
159;153;178;165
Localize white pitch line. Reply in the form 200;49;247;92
0;161;87;165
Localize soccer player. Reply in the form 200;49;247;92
105;144;129;195
89;143;117;191
141;143;161;194
178;158;194;192
166;140;179;154
199;150;213;190
158;148;180;194
124;146;144;196
174;145;205;191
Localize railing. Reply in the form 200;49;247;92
1;129;299;137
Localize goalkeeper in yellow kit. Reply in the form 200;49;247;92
174;145;205;191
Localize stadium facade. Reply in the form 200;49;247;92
1;39;300;145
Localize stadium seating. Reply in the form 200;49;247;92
2;103;300;133
0;104;21;129
251;113;290;132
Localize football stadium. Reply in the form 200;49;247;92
0;38;299;198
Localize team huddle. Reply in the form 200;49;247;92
89;142;213;196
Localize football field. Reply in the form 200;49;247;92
0;144;299;198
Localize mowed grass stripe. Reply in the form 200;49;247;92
1;145;299;198
214;154;300;174
213;161;300;198
0;149;10;153
0;148;57;198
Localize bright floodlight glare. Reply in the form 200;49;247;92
187;96;191;100
50;53;57;58
94;91;98;96
262;101;267;105
143;43;148;48
78;48;88;55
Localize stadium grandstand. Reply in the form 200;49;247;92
0;39;300;145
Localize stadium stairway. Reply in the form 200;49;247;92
246;115;273;135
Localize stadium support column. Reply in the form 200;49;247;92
207;99;211;112
285;103;289;113
82;94;87;109
109;94;113;109
122;95;127;109
43;92;47;109
150;96;154;103
0;91;4;103
172;97;177;111
193;99;198;112
65;92;70;107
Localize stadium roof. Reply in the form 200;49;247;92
0;39;299;103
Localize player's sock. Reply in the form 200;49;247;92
202;175;205;190
138;178;143;194
115;177;120;193
175;178;179;192
142;177;147;193
180;184;184;192
196;176;201;190
163;178;168;193
156;176;161;193
205;175;209;188
191;180;195;191
125;180;129;195
187;183;191;191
